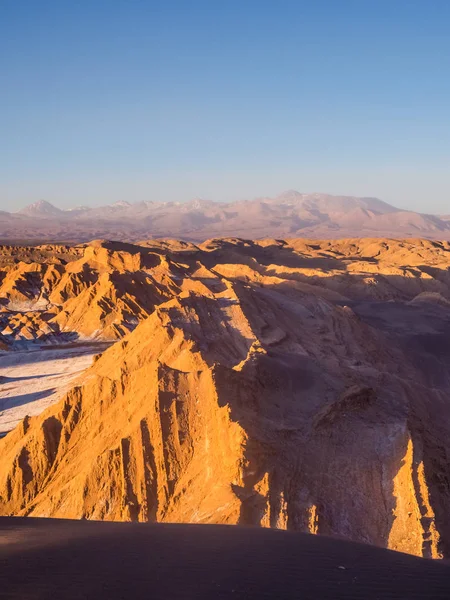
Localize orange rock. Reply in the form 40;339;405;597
0;237;450;559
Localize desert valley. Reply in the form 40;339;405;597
5;2;450;595
1;235;450;561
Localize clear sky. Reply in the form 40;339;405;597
1;0;450;213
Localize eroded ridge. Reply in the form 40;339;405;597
1;237;450;558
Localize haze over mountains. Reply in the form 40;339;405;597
2;191;450;242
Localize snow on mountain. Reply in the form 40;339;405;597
3;192;450;242
16;200;64;218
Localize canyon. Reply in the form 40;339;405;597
1;236;450;559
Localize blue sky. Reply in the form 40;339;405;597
1;0;450;213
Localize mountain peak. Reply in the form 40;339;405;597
184;198;215;210
276;190;304;200
112;201;132;208
17;200;63;218
3;192;449;241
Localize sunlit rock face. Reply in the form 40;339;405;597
1;237;450;559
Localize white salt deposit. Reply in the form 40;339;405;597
0;343;110;435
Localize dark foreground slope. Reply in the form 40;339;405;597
1;518;450;600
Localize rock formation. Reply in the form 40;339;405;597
1;237;450;558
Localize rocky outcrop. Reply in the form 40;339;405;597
0;303;246;523
1;237;450;558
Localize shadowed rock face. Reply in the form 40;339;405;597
1;237;450;558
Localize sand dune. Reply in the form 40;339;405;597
1;518;450;599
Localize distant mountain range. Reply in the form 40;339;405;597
1;191;450;242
